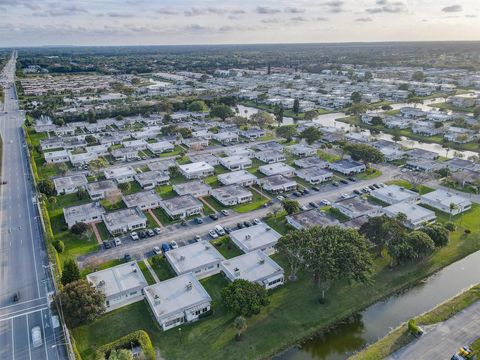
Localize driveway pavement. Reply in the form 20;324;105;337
388;300;480;360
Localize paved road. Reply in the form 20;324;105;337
0;52;67;360
78;164;401;268
388;300;480;360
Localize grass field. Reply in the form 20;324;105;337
211;236;243;259
147;256;176;281
386;179;435;195
357;168;382;180
138;260;156;285
317;149;341;163
350;284;480;360
72;202;480;360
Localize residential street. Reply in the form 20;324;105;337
388;300;480;360
0;53;67;360
78;164;401;268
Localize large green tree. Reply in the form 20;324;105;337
359;215;405;257
299;126;322;145
61;259;81;285
38;179;55;196
188;100;209;112
345;143;384;165
221;279;269;316
276;229;310;280
387;231;435;265
249;111;275;129
54;279;105;327
276;125;297;142
210;104;235;120
419;224;449;247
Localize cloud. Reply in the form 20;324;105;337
465;14;477;18
290;16;308;22
104;12;134;18
441;5;462;13
155;8;178;15
321;1;345;13
31;4;88;17
366;0;407;14
356;17;373;22
285;7;305;13
255;6;281;14
261;17;281;23
184;7;245;16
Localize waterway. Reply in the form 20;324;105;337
236;102;478;159
275;250;480;360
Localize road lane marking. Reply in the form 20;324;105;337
0;296;46;311
0;305;48;322
11;318;14;360
26;314;32;360
40;309;49;360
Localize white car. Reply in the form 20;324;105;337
154;227;161;235
169;240;178;249
341;193;351;199
31;326;42;348
320;199;331;206
153;246;161;255
194;235;202;242
221;209;230;216
130;232;139;241
215;225;225;236
209;229;219;239
114;238;122;246
253;218;261;225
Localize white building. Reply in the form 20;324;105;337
53;174;88;195
173;181;212;198
286;144;316;157
178;162;215;179
229;223;282;255
211;185;253;206
122;190;162;210
144;273;212;331
86;262;148;312
383;202;436;229
259;162;295;177
104;166;136;184
329;159;366;175
332;196;382;219
63;202;106;229
218;170;258;187
102;207;147;235
220;250;284;290
160;195;203;219
86;180;119;200
255;150;286;164
147;141;175;154
165;241;225;279
258;175;297;194
420;189;472;215
134;170;170;189
219;156;252;171
295;167;333;185
44;150;70;164
370;185;419;205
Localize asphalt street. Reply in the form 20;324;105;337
388;300;480;360
0;52;67;360
78;163;401;268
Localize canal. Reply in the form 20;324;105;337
274;250;480;360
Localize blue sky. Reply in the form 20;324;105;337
1;0;479;46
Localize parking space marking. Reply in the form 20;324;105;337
25;314;32;360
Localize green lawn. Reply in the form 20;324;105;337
121;181;143;195
71;199;480;360
211;237;243;259
95;222;111;241
386;179;435;195
138;260;156;285
234;190;269;213
317;150;341;163
155;184;176;199
144;211;159;228
147;256;176;281
351;284;480;360
357;168;382;180
264;211;289;235
152;208;176;225
159;146;183;158
80;259;125;277
202;196;224;212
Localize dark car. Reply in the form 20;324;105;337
340;179;349;184
373;183;381;189
369;185;376;190
303;188;310;194
209;213;218;220
293;191;301;197
312;186;320;191
354;189;362;195
244;220;252;227
124;254;132;262
194;217;203;224
104;241;112;249
332;182;339;187
12;292;20;303
161;243;170;254
309;202;318;208
139;231;147;238
348;177;357;182
237;222;245;229
224;226;232;234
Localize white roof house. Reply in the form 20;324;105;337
332;196;382;219
295;167;333;185
211;185;253;206
218;170;258;187
178;161;215;179
286;210;340;230
383;202;436;229
86;261;148;312
134;170;170;189
229;223;282;255
160;195;203;219
329;159;366;175
86;180;119;200
220;250;284;290
146;141;174;154
255;150;286;164
53;174;88;195
219;156;252;171
102;207;147;235
286;144;316;157
63;202;106;229
104;166;136;184
44;150;70;164
173;181;212;197
257;175;297;194
144;273;212;331
294;156;329;169
165;241;225;279
122;190;162;210
259;162;295;177
370;185;419;205
420;189;472;215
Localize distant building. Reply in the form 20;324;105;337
332;196;382;219
218;170;257;187
53;174;88;195
295;167;333;185
173;181;212;198
122;190;162;210
329;159;366;175
102;207;147;235
104;166;136;184
178;161;215;179
259;162;295;177
383;203;436;229
420;189;472;215
257;175;297;194
160;195;203;219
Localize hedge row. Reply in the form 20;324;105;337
94;330;155;360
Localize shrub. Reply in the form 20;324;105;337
444;222;456;232
465;229;471;234
94;330;155;360
53;240;64;253
407;319;423;337
71;222;88;235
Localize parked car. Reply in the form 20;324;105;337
277;195;285;201
139;231;147;239
332;182;339;187
303;188;310;194
368;185;376;190
244;220;252;227
153;246;161;255
154;227;161;235
224;226;232;234
237;222;245;229
130;232;139;241
362;187;371;193
31;326;42;348
114;238;122;246
340;179;349;184
354;189;362;195
194;235;202;242
160;243;170;254
341;193;351;199
104;241;112;249
348;177;357;182
293;191;301;197
309;202;319;208
253;218;261;225
169;240;178;249
194;217;204;224
209;229;219;239
320;199;331;206
124;254;132;261
209;213;218;220
221;209;230;216
215;225;225;236
312;186;320;191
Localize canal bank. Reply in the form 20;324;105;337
274;248;480;360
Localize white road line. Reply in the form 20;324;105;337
40;309;49;360
0;296;46;311
26;314;32;360
11;318;14;360
0;305;48;322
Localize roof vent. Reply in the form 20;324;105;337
186;282;193;291
180;255;186;261
259;259;265;265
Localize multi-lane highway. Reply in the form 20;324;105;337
0;52;68;360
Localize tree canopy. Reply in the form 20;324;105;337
299;126;322;145
281;199;300;215
359;215;405;257
249;111;275;129
61;259;81;285
276;125;297;142
38;179;55;196
210;104;235;120
345;143;384;164
387;230;435;265
221;279;269;316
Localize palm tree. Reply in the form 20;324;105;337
233;316;247;340
449;203;458;221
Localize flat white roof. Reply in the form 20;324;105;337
259;162;294;175
383;202;436;222
144;273;211;319
104;166;136;178
178;161;214;174
221;250;283;283
166;241;225;275
86;261;148;298
421;189;472;208
218;170;257;185
230;223;282;253
371;185;418;203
